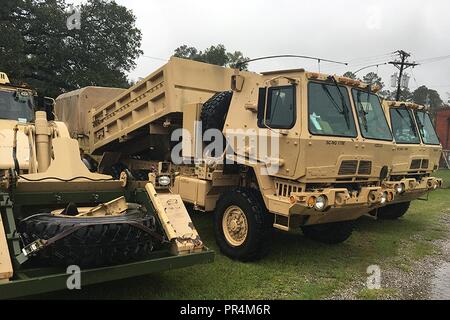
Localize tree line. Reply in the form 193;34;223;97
343;71;444;110
0;0;445;109
0;0;142;97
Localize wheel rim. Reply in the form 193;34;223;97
222;205;248;247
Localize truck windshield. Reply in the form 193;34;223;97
352;89;392;141
414;110;440;145
0;90;34;121
389;107;420;144
308;82;357;137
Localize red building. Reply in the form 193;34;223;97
436;108;450;150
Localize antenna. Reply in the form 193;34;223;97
235;54;348;70
354;62;388;74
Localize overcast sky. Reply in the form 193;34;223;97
72;0;450;101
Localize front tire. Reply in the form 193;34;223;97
214;188;272;261
377;201;411;220
301;220;354;244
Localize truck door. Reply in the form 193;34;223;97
255;80;300;177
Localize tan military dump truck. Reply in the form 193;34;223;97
0;72;213;299
58;57;398;261
380;100;443;219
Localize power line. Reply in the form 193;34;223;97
416;54;450;64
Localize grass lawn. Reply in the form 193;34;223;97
42;170;450;300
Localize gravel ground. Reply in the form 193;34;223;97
328;213;450;300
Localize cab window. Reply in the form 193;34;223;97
352;89;392;141
389;107;420;144
258;85;296;129
308;82;357;137
414;110;440;145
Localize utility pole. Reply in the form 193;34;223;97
388;50;419;101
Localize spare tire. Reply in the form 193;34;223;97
201;91;233;133
200;91;233;156
18;209;163;268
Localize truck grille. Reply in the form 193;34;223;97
410;159;421;170
358;161;372;175
421;159;429;169
275;181;300;197
338;160;358;175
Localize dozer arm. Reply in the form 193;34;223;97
144;183;204;255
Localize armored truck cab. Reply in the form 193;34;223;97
0;73;36;175
380;100;442;219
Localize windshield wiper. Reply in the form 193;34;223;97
327;76;351;129
356;91;369;132
395;108;418;135
321;84;344;113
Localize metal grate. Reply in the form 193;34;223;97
275;181;300;197
358;161;372;175
421;159;429;169
410;159;421;170
338;160;358;175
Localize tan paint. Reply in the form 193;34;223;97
145;183;203;254
34;111;51;172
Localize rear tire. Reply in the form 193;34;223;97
214;188;272;261
301;220;354;244
18;209;161;268
377;201;411;220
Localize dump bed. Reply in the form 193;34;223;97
90;57;239;154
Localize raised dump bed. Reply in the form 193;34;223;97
90;57;240;154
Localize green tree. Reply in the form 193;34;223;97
343;71;357;80
362;72;384;89
0;0;142;97
173;44;249;70
412;85;443;110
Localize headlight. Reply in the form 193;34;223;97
158;175;171;186
380;192;387;205
314;195;327;211
396;183;405;195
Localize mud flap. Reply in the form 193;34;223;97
144;183;204;255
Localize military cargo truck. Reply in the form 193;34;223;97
55;86;126;154
57;57;397;261
0;72;213;299
380;100;443;219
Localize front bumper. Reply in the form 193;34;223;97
384;176;443;203
283;186;396;225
